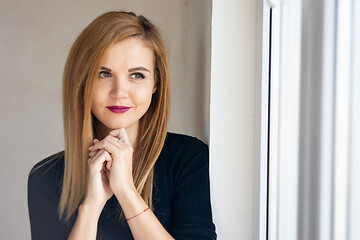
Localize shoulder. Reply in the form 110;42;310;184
29;151;65;177
28;151;65;200
164;132;208;154
158;132;209;180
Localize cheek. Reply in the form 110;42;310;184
133;86;154;104
90;93;98;109
91;85;107;102
90;89;105;112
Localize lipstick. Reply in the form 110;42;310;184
107;106;131;113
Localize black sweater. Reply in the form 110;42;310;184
28;132;217;239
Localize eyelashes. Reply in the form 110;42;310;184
98;71;112;78
129;72;145;79
98;71;145;80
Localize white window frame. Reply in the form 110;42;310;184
262;0;360;240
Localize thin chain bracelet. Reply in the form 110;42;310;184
126;207;150;221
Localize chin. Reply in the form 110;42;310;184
106;124;128;130
105;121;134;130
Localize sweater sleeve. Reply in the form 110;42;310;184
27;159;72;240
168;141;217;240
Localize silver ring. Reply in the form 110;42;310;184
118;137;125;143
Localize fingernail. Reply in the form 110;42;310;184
88;146;93;150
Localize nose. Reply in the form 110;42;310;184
109;78;129;99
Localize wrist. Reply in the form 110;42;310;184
114;185;138;202
80;201;104;218
111;179;136;196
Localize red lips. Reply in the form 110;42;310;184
106;106;131;113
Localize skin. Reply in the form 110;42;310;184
68;37;173;240
90;36;156;145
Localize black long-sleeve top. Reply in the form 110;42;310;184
28;132;217;239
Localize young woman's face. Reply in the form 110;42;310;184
90;37;156;134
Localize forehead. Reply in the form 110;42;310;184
100;37;155;69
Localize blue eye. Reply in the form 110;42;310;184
99;71;111;78
130;72;145;80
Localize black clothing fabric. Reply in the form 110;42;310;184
28;132;217;240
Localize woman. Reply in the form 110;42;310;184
28;11;216;240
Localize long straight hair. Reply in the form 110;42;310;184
60;11;170;222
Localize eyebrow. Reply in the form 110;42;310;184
100;66;112;72
100;66;150;73
128;67;150;73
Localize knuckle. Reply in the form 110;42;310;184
125;146;133;154
88;159;94;167
104;150;111;158
109;129;118;135
103;136;111;143
100;149;107;156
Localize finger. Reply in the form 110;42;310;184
88;149;111;166
88;150;104;165
101;167;110;186
105;156;112;170
89;135;122;155
108;128;129;144
109;129;121;138
89;135;119;152
105;167;110;179
110;135;124;144
103;160;112;172
119;128;131;145
89;150;97;157
88;139;100;150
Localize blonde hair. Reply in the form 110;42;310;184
60;11;170;222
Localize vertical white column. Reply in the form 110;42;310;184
275;0;302;239
348;1;360;239
334;0;351;239
298;0;337;239
210;0;257;238
254;1;271;239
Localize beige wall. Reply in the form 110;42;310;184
0;0;211;239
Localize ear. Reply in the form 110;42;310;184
152;86;157;94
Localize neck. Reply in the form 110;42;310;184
93;118;138;147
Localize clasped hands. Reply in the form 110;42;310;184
84;128;134;211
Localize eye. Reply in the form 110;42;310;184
130;72;145;80
98;71;111;78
